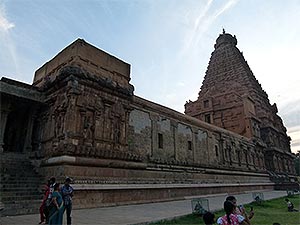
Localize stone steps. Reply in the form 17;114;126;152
1;188;43;194
1;177;43;182
0;152;44;216
0;199;41;216
1;185;44;191
2;194;43;202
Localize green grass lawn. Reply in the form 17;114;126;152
150;195;300;225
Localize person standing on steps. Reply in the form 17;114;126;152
39;179;50;224
61;177;74;225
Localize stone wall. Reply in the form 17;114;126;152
130;96;266;173
34;59;273;208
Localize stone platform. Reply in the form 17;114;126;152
0;190;288;225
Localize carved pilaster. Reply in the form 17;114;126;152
103;100;113;142
0;110;10;153
149;113;159;157
191;126;197;163
94;98;104;141
220;137;225;164
64;94;79;139
171;120;178;161
228;144;232;165
123;107;131;149
244;147;249;168
80;109;94;147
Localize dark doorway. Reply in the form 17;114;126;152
3;106;29;152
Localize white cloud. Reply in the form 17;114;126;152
181;0;239;56
0;3;19;79
213;0;239;19
0;4;15;32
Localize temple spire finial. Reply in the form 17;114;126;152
222;28;226;34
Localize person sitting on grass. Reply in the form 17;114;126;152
285;198;298;212
217;201;250;225
203;211;215;225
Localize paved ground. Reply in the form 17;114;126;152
0;190;288;225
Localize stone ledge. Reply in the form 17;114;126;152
42;155;270;178
147;164;269;177
72;182;275;190
42;155;147;169
184;192;228;199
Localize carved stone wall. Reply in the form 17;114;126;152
129;96;266;174
35;71;136;163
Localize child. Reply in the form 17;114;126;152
217;201;250;225
203;211;215;225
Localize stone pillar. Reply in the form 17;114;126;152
228;146;232;165
191;127;197;163
171;120;178;161
237;149;241;166
245;148;249;168
23;107;37;153
0;110;10;153
103;102;112;142
150;113;159;158
273;154;278;172
220;138;225;164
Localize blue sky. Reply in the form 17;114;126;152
1;0;299;153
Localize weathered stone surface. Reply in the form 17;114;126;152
185;31;295;175
33;39;131;91
0;34;296;215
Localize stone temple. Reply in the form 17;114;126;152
0;31;297;215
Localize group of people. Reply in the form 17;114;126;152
203;195;298;224
39;176;74;225
203;195;254;225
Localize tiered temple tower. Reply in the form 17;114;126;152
185;30;295;175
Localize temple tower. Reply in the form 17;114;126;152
185;30;295;175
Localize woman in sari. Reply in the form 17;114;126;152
48;183;64;225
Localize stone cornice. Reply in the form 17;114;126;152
40;66;134;97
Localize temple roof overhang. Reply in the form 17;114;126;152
0;77;45;103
